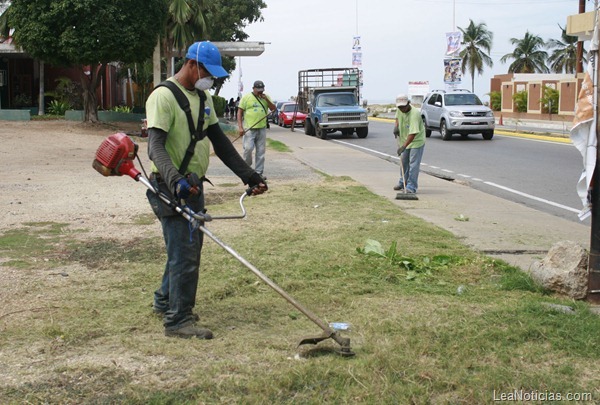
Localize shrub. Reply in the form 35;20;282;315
111;105;132;113
119;61;154;108
46;77;83;110
212;95;226;117
512;90;528;113
488;91;501;111
47;100;71;116
540;86;559;114
13;93;32;108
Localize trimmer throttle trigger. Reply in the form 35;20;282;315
246;186;258;196
187;172;201;188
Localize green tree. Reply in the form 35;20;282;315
547;25;583;74
206;0;266;42
500;31;549;73
8;0;167;122
458;19;494;93
162;0;213;79
0;1;10;38
205;0;266;95
156;0;266;96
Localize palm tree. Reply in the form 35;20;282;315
547;24;583;74
161;0;214;78
500;31;549;73
458;19;494;93
0;1;11;39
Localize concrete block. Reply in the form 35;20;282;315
0;109;31;121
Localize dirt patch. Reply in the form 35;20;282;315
1;121;148;237
0;120;319;239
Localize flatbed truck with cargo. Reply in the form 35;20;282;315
297;68;369;139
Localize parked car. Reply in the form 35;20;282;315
278;103;307;128
270;101;286;125
420;89;495;140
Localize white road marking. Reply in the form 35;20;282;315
484;182;580;214
333;140;392;158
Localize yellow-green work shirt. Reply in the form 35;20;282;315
395;107;425;149
146;78;219;176
239;92;273;129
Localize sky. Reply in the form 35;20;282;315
217;0;588;104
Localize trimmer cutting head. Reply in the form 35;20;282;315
298;330;355;357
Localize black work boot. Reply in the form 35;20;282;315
165;324;214;340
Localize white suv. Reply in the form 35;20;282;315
420;89;495;140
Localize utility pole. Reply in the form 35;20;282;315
453;0;456;31
355;0;359;36
590;63;600;303
577;0;586;74
589;3;600;304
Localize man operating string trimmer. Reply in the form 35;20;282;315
145;41;267;339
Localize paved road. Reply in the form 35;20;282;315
323;118;587;225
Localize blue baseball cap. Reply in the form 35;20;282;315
186;41;229;78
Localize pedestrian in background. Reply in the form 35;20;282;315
393;94;425;194
145;41;268;340
237;80;275;177
227;97;236;120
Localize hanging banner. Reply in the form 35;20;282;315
352;36;361;51
352;51;362;67
443;58;462;84
446;31;462;56
352;36;362;68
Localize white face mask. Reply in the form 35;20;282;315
195;76;214;91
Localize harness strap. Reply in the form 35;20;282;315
155;80;206;175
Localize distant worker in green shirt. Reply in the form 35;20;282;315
237;80;276;177
393;94;426;194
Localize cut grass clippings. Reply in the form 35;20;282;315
266;138;291;152
0;177;599;404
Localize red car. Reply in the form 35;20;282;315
278;103;307;128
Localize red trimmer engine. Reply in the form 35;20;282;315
93;132;141;180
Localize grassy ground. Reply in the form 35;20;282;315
1;176;599;404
